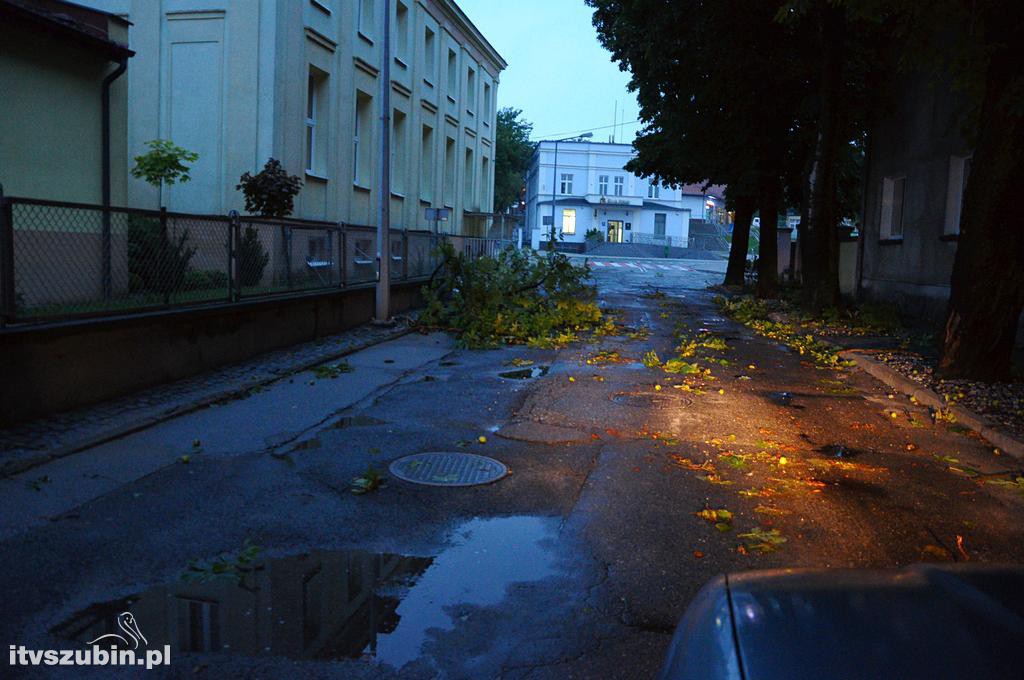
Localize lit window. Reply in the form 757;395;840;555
560;173;573;195
880;175;906;239
598;175;609;195
944;155;972;235
562;208;576;235
613;176;624;196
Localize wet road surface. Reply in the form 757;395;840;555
2;256;1024;678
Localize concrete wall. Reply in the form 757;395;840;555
860;68;968;323
0;20;128;205
77;0;504;234
0;282;423;426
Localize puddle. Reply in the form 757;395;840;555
498;366;550;380
439;361;459;367
769;392;805;409
817;444;868;459
54;516;558;669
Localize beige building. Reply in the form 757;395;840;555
0;0;131;204
75;0;506;234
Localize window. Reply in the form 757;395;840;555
420;125;434;201
358;0;373;38
560;173;573;195
305;67;328;176
447;49;457;100
654;213;666;236
177;599;220;653
944;154;972;235
423;27;436;82
443;136;455;206
562;208;576;235
353;90;373;186
391;109;407;194
613;176;624;196
598;175;609;195
307;235;328;262
879;175;906;239
395;1;409;62
481;157;490;209
483;82;491;119
466;67;476;115
648;182;660;199
464;147;474;203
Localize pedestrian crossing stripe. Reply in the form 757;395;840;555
587;260;694;272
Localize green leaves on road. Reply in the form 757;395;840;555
313;361;354;379
738;528;787;552
351;465;386;495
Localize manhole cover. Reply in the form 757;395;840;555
389;452;509;487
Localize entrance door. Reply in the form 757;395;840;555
607;220;624;243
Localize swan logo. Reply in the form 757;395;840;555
86;612;148;650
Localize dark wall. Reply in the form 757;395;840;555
0;282;423;426
860;69;969;324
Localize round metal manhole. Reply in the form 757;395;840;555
389;452;509;487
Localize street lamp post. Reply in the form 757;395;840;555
549;132;593;250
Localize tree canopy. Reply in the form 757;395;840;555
493;108;535;213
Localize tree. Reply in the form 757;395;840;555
493;108;534;213
236;158;303;218
131;139;199;207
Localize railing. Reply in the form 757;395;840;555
629;232;674;247
0;192;506;327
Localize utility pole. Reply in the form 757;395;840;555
375;0;392;322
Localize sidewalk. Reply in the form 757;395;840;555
0;316;416;475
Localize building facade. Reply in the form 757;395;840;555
75;0;505;233
525;141;692;251
0;0;131;204
859;67;970;322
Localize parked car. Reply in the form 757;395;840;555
659;564;1024;680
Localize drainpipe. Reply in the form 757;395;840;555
856;131;872;301
101;57;128;300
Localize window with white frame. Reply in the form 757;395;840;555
598;175;609;195
648;182;660;199
879;175;906;239
944;154;972;235
562;208;576;235
613;176;624;196
560;173;573;195
654;213;666;236
305;67;329;176
353;90;372;186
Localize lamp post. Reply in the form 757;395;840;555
548;132;593;249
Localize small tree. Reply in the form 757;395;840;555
236;159;303;218
131;139;199;207
236;159;302;288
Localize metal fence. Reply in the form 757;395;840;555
0;193;511;326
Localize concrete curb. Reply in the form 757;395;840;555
2;325;416;477
840;349;1024;462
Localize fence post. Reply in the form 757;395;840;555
0;186;15;326
338;223;346;287
228;210;240;302
101;201;112;300
281;225;292;289
402;230;409;280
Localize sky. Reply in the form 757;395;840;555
457;0;642;143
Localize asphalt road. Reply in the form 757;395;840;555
2;256;1023;679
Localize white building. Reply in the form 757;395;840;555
525;141;719;251
74;0;505;233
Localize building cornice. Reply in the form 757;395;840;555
432;0;507;75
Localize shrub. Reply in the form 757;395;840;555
419;243;602;348
131;139;199;188
236;159;303;218
185;269;229;291
584;228;604;244
237;226;269;287
127;215;195;299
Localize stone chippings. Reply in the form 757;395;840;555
0;316;415;457
876;350;1024;437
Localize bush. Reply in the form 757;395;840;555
185;269;229;291
127;215;195;298
584;228;604;244
237;159;303;218
237;226;269;287
419;243;602;348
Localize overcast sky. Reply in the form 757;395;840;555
458;0;642;142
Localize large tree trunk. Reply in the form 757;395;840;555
756;175;779;298
800;5;845;311
938;30;1024;380
725;194;755;286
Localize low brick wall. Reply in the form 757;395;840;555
0;281;424;426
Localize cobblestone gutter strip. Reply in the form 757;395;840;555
841;349;1024;462
0;319;416;477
